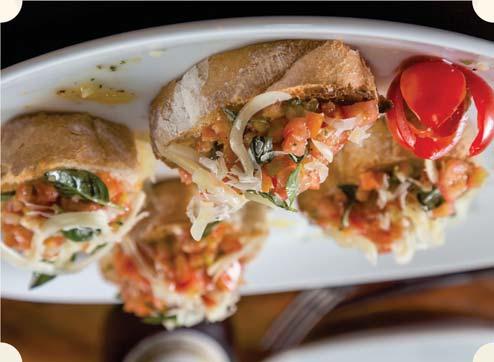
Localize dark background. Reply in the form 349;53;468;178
2;1;493;68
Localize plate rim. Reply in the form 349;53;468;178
2;16;494;85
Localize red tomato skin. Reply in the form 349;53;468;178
400;60;466;128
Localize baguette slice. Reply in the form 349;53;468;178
1;112;146;191
150;39;377;155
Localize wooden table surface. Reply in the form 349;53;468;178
2;272;494;362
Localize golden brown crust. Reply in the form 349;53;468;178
1;112;138;191
150;40;377;160
130;179;268;243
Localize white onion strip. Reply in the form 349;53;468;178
230;91;292;176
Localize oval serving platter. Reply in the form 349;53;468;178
1;17;494;303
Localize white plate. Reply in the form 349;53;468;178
1;17;494;303
264;322;494;362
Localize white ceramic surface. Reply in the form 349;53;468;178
264;323;494;362
1;17;494;303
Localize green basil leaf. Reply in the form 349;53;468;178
286;163;303;207
142;314;177;326
247;190;295;211
250;136;274;165
45;169;110;206
1;191;16;201
417;188;444;211
29;273;57;289
202;221;220;238
62;227;96;242
222;107;238;123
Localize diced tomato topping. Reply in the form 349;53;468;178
468;166;488;189
97;172;125;202
438;159;471;202
341;100;379;126
216;260;241;292
1;223;33;251
16;181;59;205
359;171;385;191
431;202;455;218
282;117;310;156
219;236;242;254
306;112;324;138
178;169;193;185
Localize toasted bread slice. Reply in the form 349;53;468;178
150;40;377;159
1;112;148;191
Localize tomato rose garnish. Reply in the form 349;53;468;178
386;57;494;159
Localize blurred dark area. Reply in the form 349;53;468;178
2;1;493;68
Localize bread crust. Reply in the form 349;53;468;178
150;40;377;160
129;179;268;243
1;112;138;191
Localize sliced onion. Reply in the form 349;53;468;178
230;91;292;176
311;139;334;163
304;160;329;184
332;117;358;137
424;159;438;184
348;125;372;146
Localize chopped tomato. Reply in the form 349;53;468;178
431;202;455;218
359;171;385;191
1;223;33;251
216;261;241;292
261;169;274;193
467;166;488;189
16;181;59;205
282;117;310;156
97;172;124;202
178;169;193;185
219;236;242;254
438;159;471;202
341;100;379;126
306;112;324;138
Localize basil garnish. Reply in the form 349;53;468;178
417;188;444;211
45;169;110;206
286;163;303;208
288;154;305;164
250;136;274;165
338;184;358;229
247;190;295;211
1;191;15;201
142;314;177;325
29;273;57;289
202;221;220;238
62;227;97;242
222;107;238;123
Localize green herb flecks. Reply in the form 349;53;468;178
246;191;295;211
29;273;57;289
142;314;178;326
286;162;303;208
